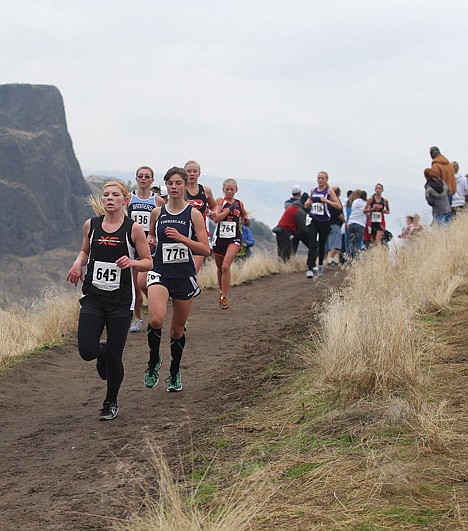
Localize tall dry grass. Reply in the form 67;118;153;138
0;288;79;365
120;217;468;530
114;440;273;531
197;251;304;290
310;213;468;403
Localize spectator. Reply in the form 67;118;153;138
347;190;367;259
424;168;451;225
429;146;456;198
273;192;309;262
237;218;255;258
398;215;414;239
451;161;468;216
325;186;345;265
284;185;302;209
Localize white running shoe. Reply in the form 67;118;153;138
129;318;143;333
318;265;324;277
306;269;314;279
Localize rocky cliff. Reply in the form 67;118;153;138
0;84;92;256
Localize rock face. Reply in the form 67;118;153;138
0;84;92;256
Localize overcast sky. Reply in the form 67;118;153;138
1;1;467;188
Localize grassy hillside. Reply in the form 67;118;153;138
116;215;468;530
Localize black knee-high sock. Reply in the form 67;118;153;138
147;325;162;369
170;334;185;376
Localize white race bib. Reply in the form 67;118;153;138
162;243;189;263
147;270;161;287
92;261;121;291
219;221;237;238
371;212;382;223
131;211;151;232
312;202;325;215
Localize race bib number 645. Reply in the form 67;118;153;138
92;261;121;291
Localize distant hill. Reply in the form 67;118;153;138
0;83;92;256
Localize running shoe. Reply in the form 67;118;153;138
99;400;119;421
306;269;314;279
318;265;324;277
144;358;162;389
96;341;107;380
129;318;143;333
220;296;229;309
166;371;182;392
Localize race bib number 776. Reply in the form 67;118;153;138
162;243;189;263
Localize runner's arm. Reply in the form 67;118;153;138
67;219;91;285
210;197;231;223
116;223;153;272
363;198;373;213
322;188;341;210
204;185;219;215
238;200;247;221
147;207;161;249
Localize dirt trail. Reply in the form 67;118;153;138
0;269;345;530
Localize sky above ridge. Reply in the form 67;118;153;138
1;0;468;189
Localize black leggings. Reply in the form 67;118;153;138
78;298;132;403
307;220;331;269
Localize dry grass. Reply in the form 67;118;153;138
310;213;468;405
0;288;79;366
114;439;274;531
197;252;304;290
122;217;468;530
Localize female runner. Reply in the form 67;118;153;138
211;179;247;309
184;160;218;272
304;171;341;278
67;182;152;421
127;166;164;332
364;183;390;245
144;167;210;391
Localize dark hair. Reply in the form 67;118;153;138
163;166;188;184
136;165;154;178
360;190;367;200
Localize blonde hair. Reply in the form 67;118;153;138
87;181;129;216
348;189;362;205
223;178;238;189
103;180;128;197
184;160;201;171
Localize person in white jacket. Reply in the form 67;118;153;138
451;161;468;215
347;189;368;259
